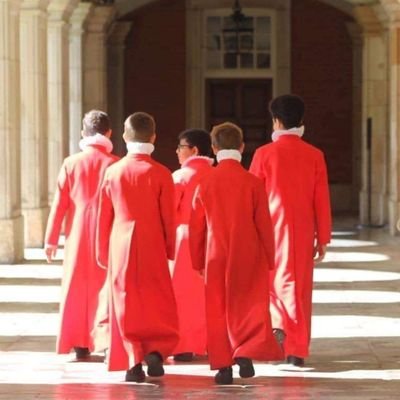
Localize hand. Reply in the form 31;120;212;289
199;269;205;278
313;243;327;264
45;246;57;263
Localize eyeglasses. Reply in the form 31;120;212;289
177;144;194;150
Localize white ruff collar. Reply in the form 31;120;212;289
271;126;304;142
126;142;155;155
79;133;113;153
182;155;214;168
216;149;242;163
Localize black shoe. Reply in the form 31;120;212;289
144;352;164;377
234;357;255;378
173;352;194;362
272;328;286;346
125;363;146;383
74;347;90;360
214;366;233;385
287;355;304;367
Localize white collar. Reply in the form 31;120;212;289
126;142;155;155
216;149;242;163
79;133;113;153
271;126;304;142
181;155;214;168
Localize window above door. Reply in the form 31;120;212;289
205;9;275;76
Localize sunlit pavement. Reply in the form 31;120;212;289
1;217;400;399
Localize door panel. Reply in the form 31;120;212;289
206;79;273;168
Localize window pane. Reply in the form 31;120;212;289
257;53;270;68
240;53;253;68
257;35;271;51
223;16;235;30
207;51;221;69
241;16;254;31
207;17;221;33
224;53;237;69
207;34;221;50
257;17;271;34
224;34;238;52
240;34;253;50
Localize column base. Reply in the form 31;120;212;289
23;207;49;248
359;190;386;226
0;215;24;264
388;198;400;235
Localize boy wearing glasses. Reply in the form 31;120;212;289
189;122;283;385
171;129;213;362
96;112;179;382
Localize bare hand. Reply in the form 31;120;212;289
313;244;327;264
45;246;57;263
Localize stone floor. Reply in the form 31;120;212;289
1;217;400;399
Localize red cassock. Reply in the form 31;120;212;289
45;145;119;354
250;135;332;358
96;153;179;371
189;159;284;370
171;157;213;356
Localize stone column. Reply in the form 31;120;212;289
354;5;389;226
0;0;24;263
380;2;400;234
83;4;115;113
69;2;92;155
107;21;132;155
20;0;50;247
47;0;79;204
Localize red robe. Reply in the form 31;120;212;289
172;156;213;355
189;159;283;370
45;145;119;354
250;135;331;358
96;153;179;371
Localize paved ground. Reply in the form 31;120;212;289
1;217;400;399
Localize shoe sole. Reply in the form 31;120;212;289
145;353;165;377
125;373;146;383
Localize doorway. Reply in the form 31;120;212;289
206;78;273;168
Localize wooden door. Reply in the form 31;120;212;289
206;79;273;168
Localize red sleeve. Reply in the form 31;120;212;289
44;162;70;246
254;181;275;270
188;186;207;271
314;153;332;244
249;149;265;182
160;172;176;260
96;173;114;268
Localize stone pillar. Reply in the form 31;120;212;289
83;4;115;113
20;0;50;247
354;5;389;226
381;2;400;234
47;0;79;204
0;0;24;263
69;2;92;155
107;21;132;155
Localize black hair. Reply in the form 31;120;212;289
269;94;305;129
178;129;212;156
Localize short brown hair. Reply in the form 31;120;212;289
124;112;156;142
210;122;243;150
82;110;110;136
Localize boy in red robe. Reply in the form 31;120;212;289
96;112;179;382
189;122;283;385
249;94;331;367
44;110;119;360
172;129;213;362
